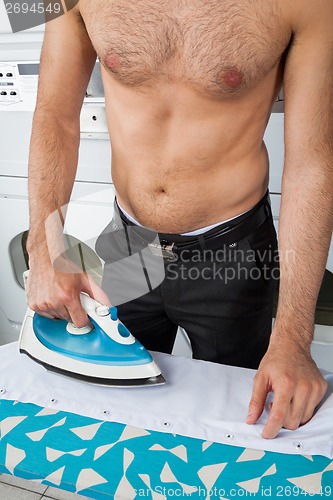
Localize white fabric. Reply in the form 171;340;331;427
117;201;250;236
1;342;333;458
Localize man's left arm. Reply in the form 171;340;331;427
247;0;333;438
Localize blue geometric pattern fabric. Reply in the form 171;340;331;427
0;399;332;499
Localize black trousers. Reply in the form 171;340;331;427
95;192;279;369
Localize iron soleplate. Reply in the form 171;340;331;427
20;347;166;387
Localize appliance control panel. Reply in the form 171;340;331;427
0;61;39;109
0;60;109;138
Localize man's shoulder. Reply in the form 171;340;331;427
281;0;333;34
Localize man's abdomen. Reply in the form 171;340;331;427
112;138;270;234
105;81;273;234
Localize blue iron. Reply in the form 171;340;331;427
19;293;165;387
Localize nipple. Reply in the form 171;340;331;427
105;51;120;71
223;67;243;88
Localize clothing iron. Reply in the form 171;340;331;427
19;293;165;387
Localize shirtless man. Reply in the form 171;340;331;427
27;0;333;439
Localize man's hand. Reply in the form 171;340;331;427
245;339;328;438
27;258;110;328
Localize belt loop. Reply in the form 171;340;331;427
123;225;132;256
264;199;271;217
197;234;207;252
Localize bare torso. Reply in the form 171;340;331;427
79;0;292;233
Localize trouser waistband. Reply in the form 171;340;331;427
114;191;271;260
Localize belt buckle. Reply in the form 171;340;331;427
148;241;177;261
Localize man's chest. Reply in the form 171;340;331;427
80;0;291;97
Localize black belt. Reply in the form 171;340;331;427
114;192;271;260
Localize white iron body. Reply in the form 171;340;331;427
19;293;165;387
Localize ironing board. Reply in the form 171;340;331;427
1;400;333;499
1;338;333;499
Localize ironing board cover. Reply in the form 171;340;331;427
0;399;333;499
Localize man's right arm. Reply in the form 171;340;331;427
27;7;110;326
